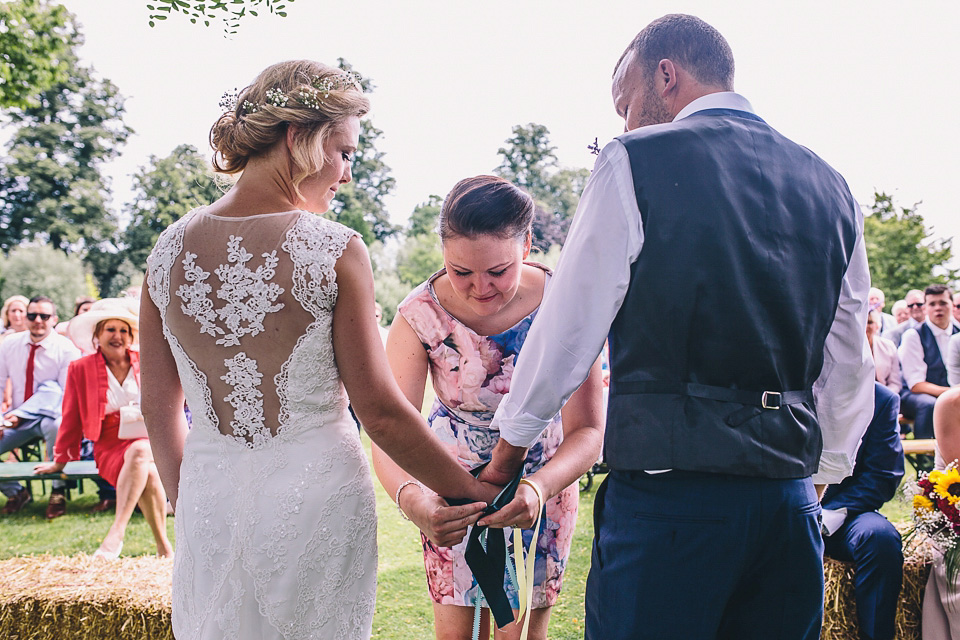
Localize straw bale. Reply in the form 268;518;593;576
822;530;933;640
0;554;173;640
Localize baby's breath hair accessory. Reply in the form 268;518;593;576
224;70;365;116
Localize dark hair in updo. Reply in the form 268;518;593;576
438;176;534;242
209;60;370;199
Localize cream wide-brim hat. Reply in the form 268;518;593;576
67;298;140;354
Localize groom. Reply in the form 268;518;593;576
481;14;874;639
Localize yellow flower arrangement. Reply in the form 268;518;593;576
914;494;935;513
933;468;960;506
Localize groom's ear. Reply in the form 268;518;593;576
657;59;678;97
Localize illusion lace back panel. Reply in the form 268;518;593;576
146;209;377;640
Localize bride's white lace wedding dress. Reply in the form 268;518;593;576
146;208;377;640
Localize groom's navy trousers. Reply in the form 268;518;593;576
585;470;824;640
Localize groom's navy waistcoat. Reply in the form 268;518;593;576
606;108;860;478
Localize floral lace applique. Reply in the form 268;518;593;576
221;352;268;444
215;235;285;347
177;235;285;347
177;252;222;339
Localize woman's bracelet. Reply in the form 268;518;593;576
394;480;425;521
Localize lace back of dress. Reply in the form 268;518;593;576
146;209;357;446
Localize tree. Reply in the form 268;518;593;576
0;0;73;108
494;123;589;251
863;191;957;302
406;195;442;237
123;144;222;271
87;144;222;296
0;245;92;316
0;14;131;255
325;59;397;245
147;0;293;34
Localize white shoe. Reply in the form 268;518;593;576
93;541;123;559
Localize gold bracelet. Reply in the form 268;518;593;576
394;480;424;522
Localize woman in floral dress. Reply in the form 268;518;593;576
372;175;605;640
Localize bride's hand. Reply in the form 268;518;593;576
477;483;541;530
400;490;487;548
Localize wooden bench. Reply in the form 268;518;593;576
0;460;100;497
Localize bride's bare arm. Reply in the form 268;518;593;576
140;281;189;510
934;387;960;464
333;237;493;502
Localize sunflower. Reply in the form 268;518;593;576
933;468;960;506
914;494;936;513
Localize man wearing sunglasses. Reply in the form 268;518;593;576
883;289;925;347
0;296;81;516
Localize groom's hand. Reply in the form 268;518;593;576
478;439;528;487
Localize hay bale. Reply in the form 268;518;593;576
0;554;173;640
822;532;933;640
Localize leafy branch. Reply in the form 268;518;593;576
146;0;294;34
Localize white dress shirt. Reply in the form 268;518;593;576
491;92;874;485
945;332;960;387
0;330;81;411
105;367;140;413
898;320;955;390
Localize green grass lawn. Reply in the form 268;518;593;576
0;435;594;639
0;442;917;639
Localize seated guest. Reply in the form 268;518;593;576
891;299;909;327
0;295;29;410
954;291;960;330
34;299;172;557
899;285;959;440
0;296;80;516
0;295;29;340
55;296;96;343
867;310;901;395
822;382;904;640
869;287;897;334
885;289;925;346
922;387;960;637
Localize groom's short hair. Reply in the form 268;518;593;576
616;14;735;91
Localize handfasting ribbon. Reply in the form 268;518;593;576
513;478;544;640
445;462;524;630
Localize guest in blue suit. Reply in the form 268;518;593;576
822;382;904;640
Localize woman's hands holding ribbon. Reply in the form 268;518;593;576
398;485;488;547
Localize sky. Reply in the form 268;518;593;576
46;0;960;270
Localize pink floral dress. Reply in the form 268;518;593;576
397;264;578;610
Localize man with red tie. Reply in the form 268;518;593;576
0;296;80;516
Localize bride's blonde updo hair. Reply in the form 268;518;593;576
210;60;370;196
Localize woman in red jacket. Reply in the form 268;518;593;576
35;299;173;558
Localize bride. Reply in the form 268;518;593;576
140;60;493;640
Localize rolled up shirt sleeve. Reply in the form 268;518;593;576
898;329;927;390
491;140;644;447
811;214;875;485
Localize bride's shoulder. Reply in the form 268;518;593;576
285;213;360;255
